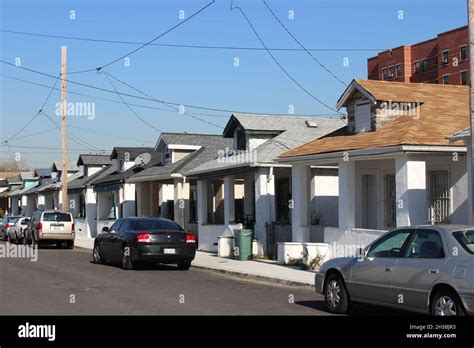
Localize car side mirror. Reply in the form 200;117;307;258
102;226;109;233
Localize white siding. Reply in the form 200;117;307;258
355;102;371;133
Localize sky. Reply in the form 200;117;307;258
0;0;468;168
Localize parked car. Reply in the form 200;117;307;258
315;225;474;316
0;216;21;241
9;217;30;244
24;210;75;248
92;217;196;270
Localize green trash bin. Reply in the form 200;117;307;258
234;229;253;261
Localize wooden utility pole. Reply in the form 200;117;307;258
61;46;68;212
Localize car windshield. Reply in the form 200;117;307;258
43;213;72;222
129;219;182;231
453;230;474;254
4;217;19;224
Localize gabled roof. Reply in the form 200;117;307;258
281;79;469;159
77;154;112;166
222;113;336;137
20;171;35;180
45;167;84;191
187;116;347;176
110;147;154;160
155;133;219;151
51;162;79;173
34;168;52;178
129;134;233;182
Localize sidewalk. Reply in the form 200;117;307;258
192;251;315;287
73;237;315;287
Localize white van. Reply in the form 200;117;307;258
25;210;75;248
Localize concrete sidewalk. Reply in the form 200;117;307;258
192;252;315;287
73;237;315;287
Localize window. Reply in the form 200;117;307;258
421;59;429;72
414;61;421;74
43;212;72;222
460;46;467;61
389;66;395;79
129;219;183;231
461;71;467;86
236;129;246;150
404;230;445;258
382;68;388;80
396;64;402;78
367;229;412;258
442;50;449;64
443;75;449;84
109;220;122;232
453;230;474;254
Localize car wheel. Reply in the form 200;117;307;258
92;243;105;264
121;246;135;270
431;289;465;316
324;273;351;314
177;261;192;270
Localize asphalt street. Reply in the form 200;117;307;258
0;241;408;315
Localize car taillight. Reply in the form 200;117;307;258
136;233;151;243
72;223;75;233
37;223;42;232
186;233;196;244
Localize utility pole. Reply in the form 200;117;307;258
61;46;68;212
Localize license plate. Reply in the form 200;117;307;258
52;225;62;231
163;248;176;254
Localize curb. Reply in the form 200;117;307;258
191;263;314;288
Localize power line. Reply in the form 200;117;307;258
0;60;346;116
101;72;164;133
68;125;155;144
0;73;229;118
3;73;61;142
0;29;388;52
104;71;224;129
230;3;343;115
262;0;347;87
69;0;216;74
8;127;58;141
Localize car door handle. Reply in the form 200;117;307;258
384;266;393;272
428;269;439;274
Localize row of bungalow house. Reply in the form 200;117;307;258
1;79;471;261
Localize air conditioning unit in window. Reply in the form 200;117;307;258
442;57;449;64
388;73;395;79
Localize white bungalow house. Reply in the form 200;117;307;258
278;79;469;258
186;114;347;256
67;154;112;239
127;133;233;238
87;147;158;233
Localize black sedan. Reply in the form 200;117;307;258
92;217;196;270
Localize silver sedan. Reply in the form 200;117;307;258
315;225;474;316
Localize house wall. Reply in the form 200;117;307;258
311;168;338;226
172;149;193;163
121;183;136;217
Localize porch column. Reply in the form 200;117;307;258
243;172;255;221
254;167;275;256
158;183;168;218
173;178;189;229
224;175;235;225
338;161;356;230
85;187;97;237
395;156;426;226
291;164;311;242
121;183;136;217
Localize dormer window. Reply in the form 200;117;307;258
236;130;246;150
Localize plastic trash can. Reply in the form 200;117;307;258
234;229;253;261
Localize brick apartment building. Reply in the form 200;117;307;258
368;26;468;85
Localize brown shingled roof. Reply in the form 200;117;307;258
280;79;469;158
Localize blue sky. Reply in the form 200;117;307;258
0;0;468;168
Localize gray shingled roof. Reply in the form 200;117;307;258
111;147;154;160
128;134;233;182
34;168;52;178
188;116;347;176
77;154;112;166
52;162;79;173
